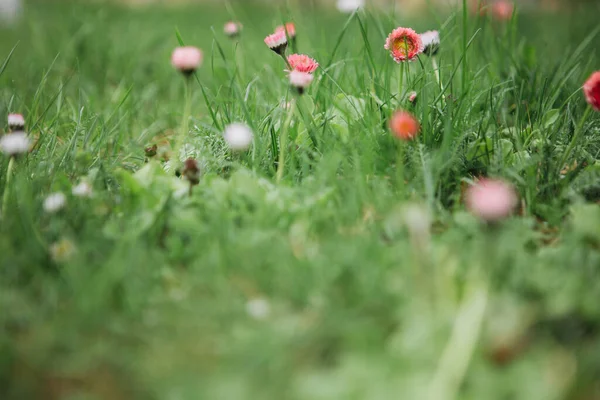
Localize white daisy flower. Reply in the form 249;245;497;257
223;123;253;151
43;192;66;213
246;298;271;320
337;0;365;13
0;132;30;156
72;181;93;198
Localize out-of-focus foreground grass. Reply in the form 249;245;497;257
1;0;600;399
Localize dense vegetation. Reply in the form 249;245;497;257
1;1;599;398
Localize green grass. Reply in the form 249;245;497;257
1;0;600;398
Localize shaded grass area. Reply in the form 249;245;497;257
1;0;600;398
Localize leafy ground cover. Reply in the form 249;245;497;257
1;0;600;398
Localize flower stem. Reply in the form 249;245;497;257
432;57;443;91
1;156;15;220
398;63;404;104
559;106;592;173
276;99;296;183
396;142;405;194
173;77;193;171
280;53;292;70
432;56;446;104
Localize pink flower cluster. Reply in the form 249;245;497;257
263;23;319;94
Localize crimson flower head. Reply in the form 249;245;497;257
583;71;600;112
385;27;424;63
466;179;517;222
265;31;288;55
287;54;319;73
389;110;420;140
492;0;514;20
276;23;296;39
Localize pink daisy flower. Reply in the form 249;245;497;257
408;91;418;103
389;110;420;140
264;31;288;55
275;22;296;39
224;21;243;38
287;54;319;74
466;179;518;222
171;46;203;75
7;113;25;131
583;71;600;112
385;27;424;63
492;0;514;20
289;71;314;95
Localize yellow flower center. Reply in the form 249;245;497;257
393;37;414;57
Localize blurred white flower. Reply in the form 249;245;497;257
337;0;365;13
420;30;440;56
0;132;30;156
72;181;93;198
223;123;253;151
49;238;77;263
0;0;22;25
246;297;271;320
43;192;66;213
289;70;314;89
402;204;431;248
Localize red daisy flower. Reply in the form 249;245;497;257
287;54;319;73
491;0;514;20
583;71;600;112
384;27;424;63
389;110;420;140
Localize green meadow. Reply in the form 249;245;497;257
1;0;600;398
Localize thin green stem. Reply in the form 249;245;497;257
559;106;592;171
173;77;193;170
276;99;296;183
280;53;292;70
398;63;404;105
1;156;15;220
431;57;446;104
295;96;318;149
396;141;406;195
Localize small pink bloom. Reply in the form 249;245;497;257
492;0;514;20
289;71;314;95
171;46;203;75
275;22;296;39
287;54;319;73
264;31;288;55
385;27;424;63
408;91;418;103
389;110;420;140
466;179;517;222
583;71;600;112
7;113;25;131
224;21;242;38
